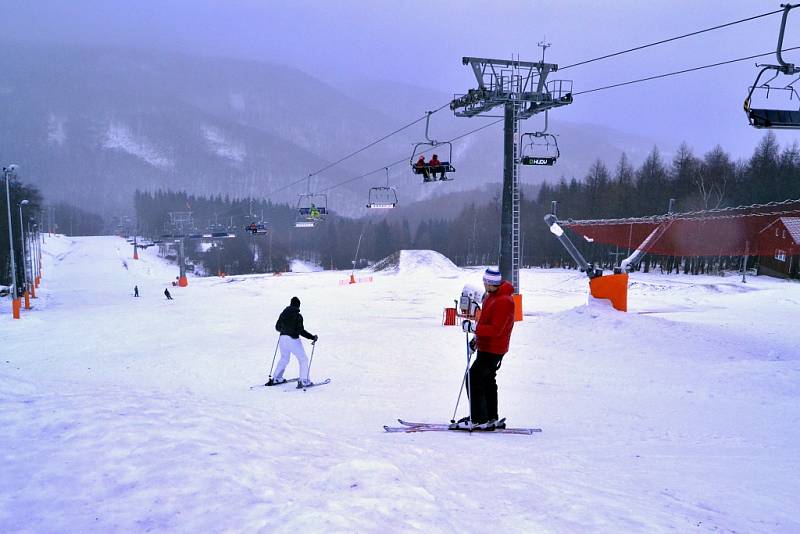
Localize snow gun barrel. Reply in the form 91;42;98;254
543;214;599;279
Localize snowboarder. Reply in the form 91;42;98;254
268;296;318;388
134;285;139;297
164;288;173;300
451;268;515;431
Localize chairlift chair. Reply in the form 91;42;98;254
520;110;560;165
744;69;800;129
744;3;800;129
367;167;398;209
245;221;269;235
410;111;456;183
521;132;560;166
295;192;328;228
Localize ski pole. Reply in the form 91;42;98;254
307;339;317;376
464;330;474;430
266;336;281;382
450;368;468;423
450;325;474;423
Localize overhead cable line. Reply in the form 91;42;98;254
574;46;800;96
267;9;791;202
264;101;452;198
318;117;504;193
560;7;786;71
307;100;452;178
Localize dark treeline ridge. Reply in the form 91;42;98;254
134;132;799;276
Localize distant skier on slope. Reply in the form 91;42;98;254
164;288;173;300
134;285;139;297
268;296;318;388
451;268;515;431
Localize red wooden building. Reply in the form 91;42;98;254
560;200;800;280
756;217;800;279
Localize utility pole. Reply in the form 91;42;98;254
3;165;20;318
451;55;573;293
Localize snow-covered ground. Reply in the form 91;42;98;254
1;235;799;533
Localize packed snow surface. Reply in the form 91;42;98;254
2;236;799;532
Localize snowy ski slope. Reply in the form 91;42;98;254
1;235;798;532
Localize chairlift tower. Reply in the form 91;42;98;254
168;211;193;287
450;55;572;292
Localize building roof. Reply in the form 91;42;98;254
780;217;800;245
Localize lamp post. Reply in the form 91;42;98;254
27;219;36;298
3;165;20;318
18;200;30;308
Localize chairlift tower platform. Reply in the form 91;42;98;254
451;56;573;291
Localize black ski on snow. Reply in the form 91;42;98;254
295;378;332;391
250;378;300;389
384;418;541;435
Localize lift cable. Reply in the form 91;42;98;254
308;100;452;178
317;118;504;193
575;45;800;96
264;8;793;202
560;7;786;71
264;102;452;198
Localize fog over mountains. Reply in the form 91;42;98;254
0;42;664;220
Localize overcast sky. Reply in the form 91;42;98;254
3;0;799;158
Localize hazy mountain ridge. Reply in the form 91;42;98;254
0;42;666;221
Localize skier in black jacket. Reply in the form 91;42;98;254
268;296;318;388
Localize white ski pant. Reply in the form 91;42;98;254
274;335;309;381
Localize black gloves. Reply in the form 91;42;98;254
312;334;319;343
469;338;477;352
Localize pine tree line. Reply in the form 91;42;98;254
133;132;799;276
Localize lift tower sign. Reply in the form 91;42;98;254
450;56;572;292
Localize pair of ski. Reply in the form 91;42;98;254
250;377;331;390
384;418;541;435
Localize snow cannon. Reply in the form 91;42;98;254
544;214;628;312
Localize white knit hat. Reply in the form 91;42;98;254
482;268;502;286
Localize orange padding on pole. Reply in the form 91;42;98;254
133;248;139;260
12;298;21;319
589;273;629;312
443;307;457;326
179;276;188;287
513;294;523;322
24;291;30;310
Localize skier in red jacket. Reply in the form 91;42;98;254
452;267;515;431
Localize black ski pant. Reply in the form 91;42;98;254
466;351;504;424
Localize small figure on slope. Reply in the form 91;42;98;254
164;288;173;300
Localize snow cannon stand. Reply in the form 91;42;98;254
544;212;628;313
588;272;628;312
